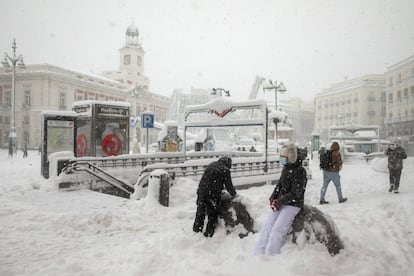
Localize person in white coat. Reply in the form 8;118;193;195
254;143;307;255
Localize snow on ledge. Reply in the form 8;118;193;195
184;97;267;113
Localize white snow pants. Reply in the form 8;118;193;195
254;205;301;256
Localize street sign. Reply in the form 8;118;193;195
142;112;154;128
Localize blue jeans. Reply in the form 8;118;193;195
320;170;344;201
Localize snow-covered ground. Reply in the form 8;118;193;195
1;149;413;276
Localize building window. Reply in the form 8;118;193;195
397;90;402;102
23;115;30;124
59;92;66;109
124;54;131;65
404;88;408;99
388;77;393;86
137;56;141;66
388;93;393;103
24;90;31;106
5;91;11;107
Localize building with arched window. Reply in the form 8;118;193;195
0;23;170;150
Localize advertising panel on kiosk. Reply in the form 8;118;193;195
72;100;130;157
41;111;77;179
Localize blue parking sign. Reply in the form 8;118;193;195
141;112;154;128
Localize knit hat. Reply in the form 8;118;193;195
280;146;288;157
286;143;298;163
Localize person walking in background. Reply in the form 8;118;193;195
385;139;407;193
320;141;347;204
254;143;307;255
23;143;28;158
193;156;237;237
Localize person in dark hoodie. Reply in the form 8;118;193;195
254;143;307;255
193;156;237;237
385;139;407;193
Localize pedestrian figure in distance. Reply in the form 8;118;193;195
254;143;307;255
319;141;347;204
193;156;237;237
385;139;407;193
318;146;326;158
23;143;28;158
8;142;13;157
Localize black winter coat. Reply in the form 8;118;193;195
197;157;237;200
270;161;307;208
385;146;407;170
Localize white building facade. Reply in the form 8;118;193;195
384;55;414;155
314;74;386;141
0;64;129;149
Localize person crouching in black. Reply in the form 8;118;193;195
193;156;237;237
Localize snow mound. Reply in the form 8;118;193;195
370;157;388;173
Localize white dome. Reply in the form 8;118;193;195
126;24;139;37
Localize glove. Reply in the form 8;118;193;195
269;199;280;211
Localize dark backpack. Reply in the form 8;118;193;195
320;150;333;169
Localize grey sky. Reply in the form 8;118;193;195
1;0;413;101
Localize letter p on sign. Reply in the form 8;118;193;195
141;113;154;128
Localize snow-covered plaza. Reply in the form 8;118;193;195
1;149;413;275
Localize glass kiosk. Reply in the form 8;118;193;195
72;101;130;157
41;111;77;179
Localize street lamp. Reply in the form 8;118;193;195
130;84;142;153
263;80;287;152
211;88;230;97
2;38;26;156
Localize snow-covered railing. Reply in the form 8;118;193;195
64;151;263;170
134;155;281;192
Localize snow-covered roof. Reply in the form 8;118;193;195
72;100;131;108
41;110;77;117
184;97;267;114
184;97;267;128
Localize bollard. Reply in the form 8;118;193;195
148;169;170;207
159;172;170;207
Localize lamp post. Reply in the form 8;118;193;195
263;80;287;152
130;84;142;153
2;38;26;156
